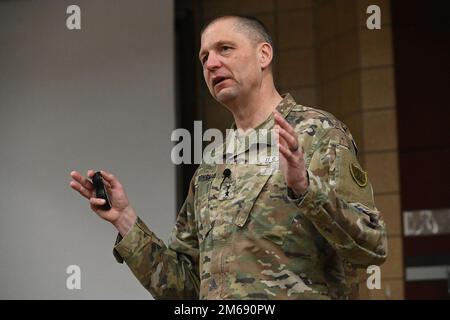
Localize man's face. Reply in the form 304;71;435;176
199;19;262;105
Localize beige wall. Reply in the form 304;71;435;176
314;0;403;299
196;0;404;299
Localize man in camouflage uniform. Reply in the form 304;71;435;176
70;15;387;299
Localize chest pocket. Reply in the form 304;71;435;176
194;169;216;243
208;164;272;228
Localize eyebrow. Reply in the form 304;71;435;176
198;40;235;61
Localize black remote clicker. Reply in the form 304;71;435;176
92;171;111;210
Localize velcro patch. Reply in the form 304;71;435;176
350;162;367;187
198;174;215;182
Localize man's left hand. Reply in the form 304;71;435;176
274;111;309;197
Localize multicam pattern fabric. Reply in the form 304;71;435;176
113;93;388;300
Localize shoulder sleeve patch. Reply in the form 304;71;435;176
333;144;375;208
350;162;368;187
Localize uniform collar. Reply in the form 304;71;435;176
205;93;297;164
229;93;297;132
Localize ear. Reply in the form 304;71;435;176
258;43;273;69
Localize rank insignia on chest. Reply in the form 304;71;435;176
218;177;235;200
350;162;368;187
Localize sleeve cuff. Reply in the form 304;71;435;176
113;233;124;263
286;186;309;203
112;217;159;263
294;169;329;212
286;170;310;204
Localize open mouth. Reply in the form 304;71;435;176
212;76;229;87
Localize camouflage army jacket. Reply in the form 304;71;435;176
113;93;388;300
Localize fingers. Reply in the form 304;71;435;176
278;143;298;164
102;179;112;189
89;197;106;206
274;112;297;137
99;169;119;188
274;126;288;153
70;180;92;199
273;113;304;166
74;168;119;195
277;125;299;152
86;169;113;189
274;112;299;151
70;171;94;191
87;169;95;178
274;123;301;156
70;170;94;199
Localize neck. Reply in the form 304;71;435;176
227;79;283;131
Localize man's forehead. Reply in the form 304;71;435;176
199;20;246;54
201;21;237;42
203;17;236;35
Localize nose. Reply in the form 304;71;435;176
204;52;221;71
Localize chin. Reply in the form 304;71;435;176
214;87;239;105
